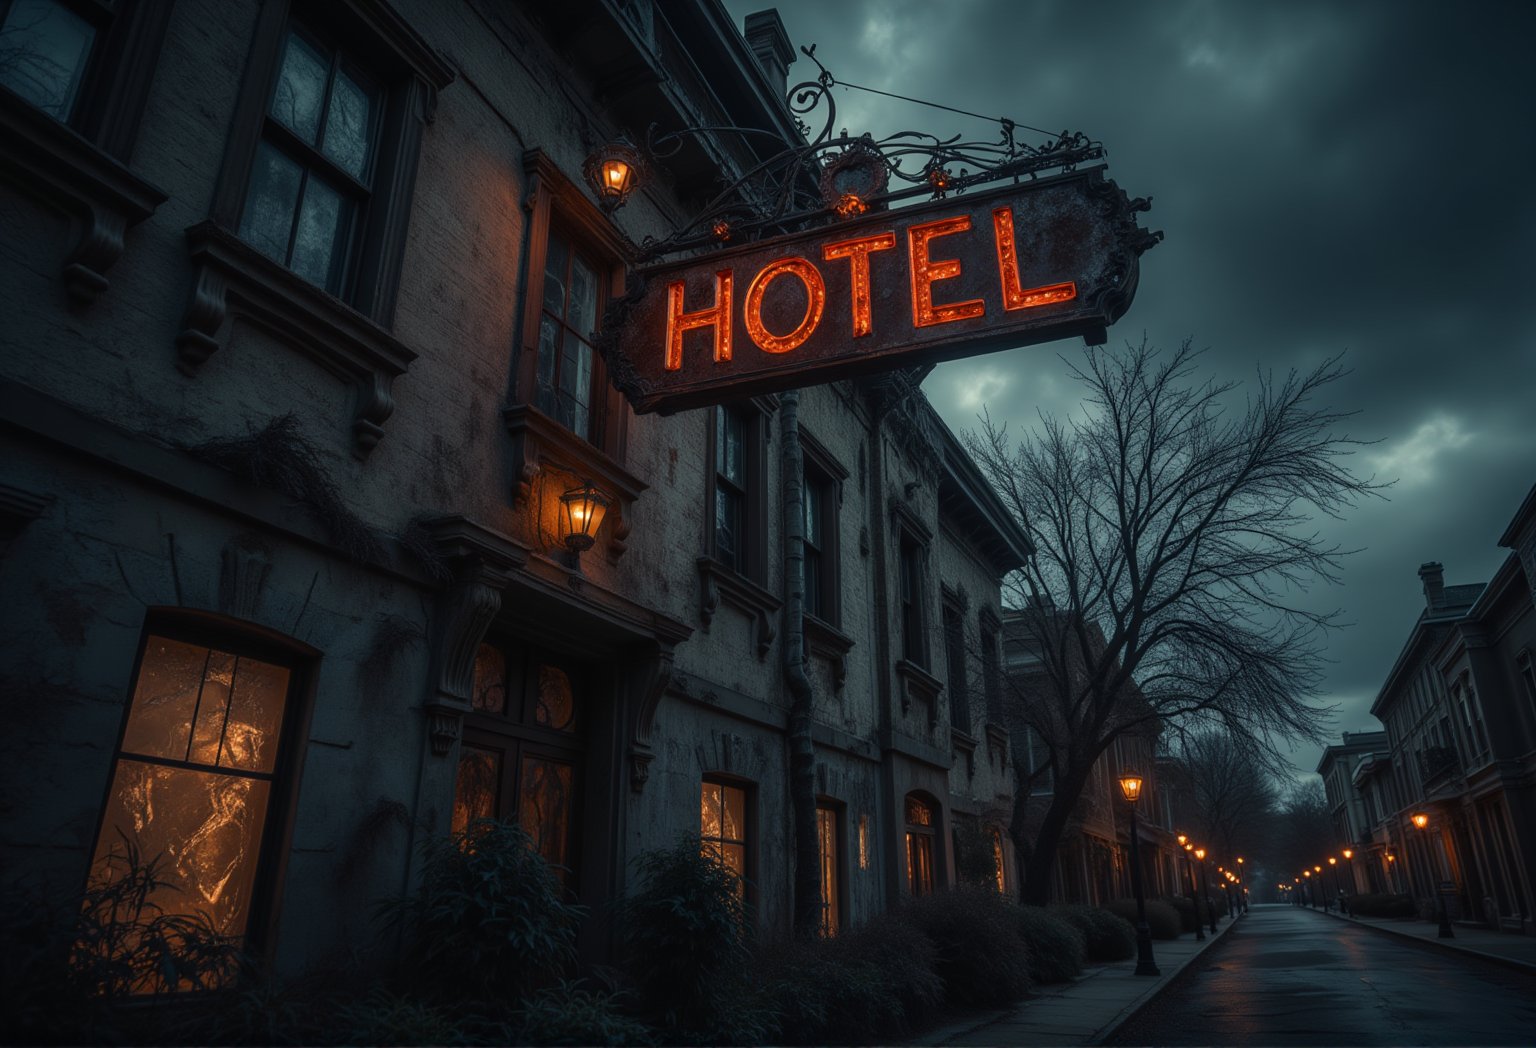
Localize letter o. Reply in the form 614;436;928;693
744;256;826;354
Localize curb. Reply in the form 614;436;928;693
1089;912;1245;1045
1307;906;1536;976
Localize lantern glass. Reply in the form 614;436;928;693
1118;772;1143;803
583;139;643;213
1177;833;1187;846
560;483;610;553
1412;812;1429;830
1342;849;1353;859
1194;847;1206;861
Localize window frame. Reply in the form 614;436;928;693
898;527;930;668
701;775;755;902
903;791;940;897
798;430;847;627
815;800;844;936
705;400;771;584
85;612;316;965
942;599;970;732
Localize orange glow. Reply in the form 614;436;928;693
823;231;896;338
1328;857;1337;866
1412;812;1429;830
664;270;733;371
1194;847;1206;860
1117;772;1143;803
992;206;1077;312
908;216;985;328
834;192;868;218
1177;833;1187;846
712;219;732;242
1387;854;1396;862
744;256;826;354
1342;849;1353;860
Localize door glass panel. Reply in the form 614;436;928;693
451;744;501;834
535;664;577;732
472;644;506;714
519;757;573;874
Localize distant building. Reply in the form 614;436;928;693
1315;730;1387;893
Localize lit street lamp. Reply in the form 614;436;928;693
1181;840;1205;941
1329;856;1348;917
1195;847;1217;934
1412;812;1455;939
1118;772;1160;976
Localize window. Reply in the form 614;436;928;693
816;805;840;935
701;779;749;897
990;827;1007;893
799;434;846;625
899;531;928;666
88;629;303;967
1518;652;1536;712
1025;725;1054;794
980;620;1003;721
857;813;870;870
453;642;583;885
238;25;381;296
714;405;748;574
943;603;970;731
0;0;103;121
904;793;938;896
534;229;605;441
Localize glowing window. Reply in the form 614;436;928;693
904;793;937;896
701;779;749;896
817;805;840;935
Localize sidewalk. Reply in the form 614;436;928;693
909;914;1242;1046
1307;904;1536;973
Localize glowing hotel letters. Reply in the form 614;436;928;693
603;166;1157;414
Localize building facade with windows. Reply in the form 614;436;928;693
0;0;1030;979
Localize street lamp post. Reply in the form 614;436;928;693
1329;856;1348;917
1195;847;1217;934
1303;869;1314;907
1314;865;1326;912
1412;812;1455;939
1181;838;1204;941
1237;857;1247;913
1118;772;1160;976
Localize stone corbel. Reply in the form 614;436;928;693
419;516;529;756
626;642;676;793
696;556;781;660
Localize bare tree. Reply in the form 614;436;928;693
1171;728;1278;860
969;338;1380;904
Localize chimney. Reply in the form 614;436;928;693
1418;561;1445;609
743;9;794;96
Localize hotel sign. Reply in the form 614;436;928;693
602;165;1160;415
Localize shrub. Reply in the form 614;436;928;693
510;982;656;1046
1013;905;1086;983
754;937;898;1046
835;914;946;1035
381;819;583;1005
1103;898;1182;940
952;819;1004;888
900;887;1031;1007
1050;904;1135;962
1162;894;1202;933
619;836;764;1042
1348;892;1416;918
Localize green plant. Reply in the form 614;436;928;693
511;981;656;1046
1104;898;1182;940
1013;904;1086;983
619;836;762;1041
1050;904;1136;962
381;819;583;1005
900;887;1031;1007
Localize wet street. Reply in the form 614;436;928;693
1105;904;1536;1046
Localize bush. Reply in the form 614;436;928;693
1348;892;1416;918
1162;894;1202;933
381;819;583;1005
754;937;898;1046
619;836;766;1043
1013;905;1086;983
836;914;946;1035
511;982;656;1046
1050;904;1136;963
900;887;1031;1007
1103;898;1182;940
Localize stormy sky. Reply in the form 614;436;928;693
724;0;1536;780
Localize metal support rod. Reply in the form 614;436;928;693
1126;807;1160;976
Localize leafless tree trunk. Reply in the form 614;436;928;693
968;338;1381;904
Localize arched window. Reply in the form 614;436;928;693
905;792;939;896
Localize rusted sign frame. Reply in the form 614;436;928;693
600;166;1160;415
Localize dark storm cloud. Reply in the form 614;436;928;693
724;0;1536;774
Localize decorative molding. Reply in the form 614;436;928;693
419;516;529;756
952;727;977;778
176;222;418;459
895;657;943;723
218;536;273;621
627;643;676;793
805;614;854;691
697;556;781;659
0;88;167;308
502;404;647;563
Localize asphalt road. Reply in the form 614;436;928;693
1104;904;1536;1046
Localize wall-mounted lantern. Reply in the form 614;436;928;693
582;138;643;213
559;482;610;561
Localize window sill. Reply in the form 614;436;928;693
502;403;647;563
952;727;978;778
175;221;418;459
984;721;1010;772
805;613;854;691
0;86;167;308
895;658;943;722
698;556;781;660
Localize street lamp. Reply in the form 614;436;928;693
1412;812;1455;939
582;138;644;212
1303;868;1315;908
1182;841;1205;941
1237;857;1247;913
1194;847;1217;934
1329;856;1348;917
1118;772;1160;976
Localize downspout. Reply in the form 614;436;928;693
780;389;822;936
